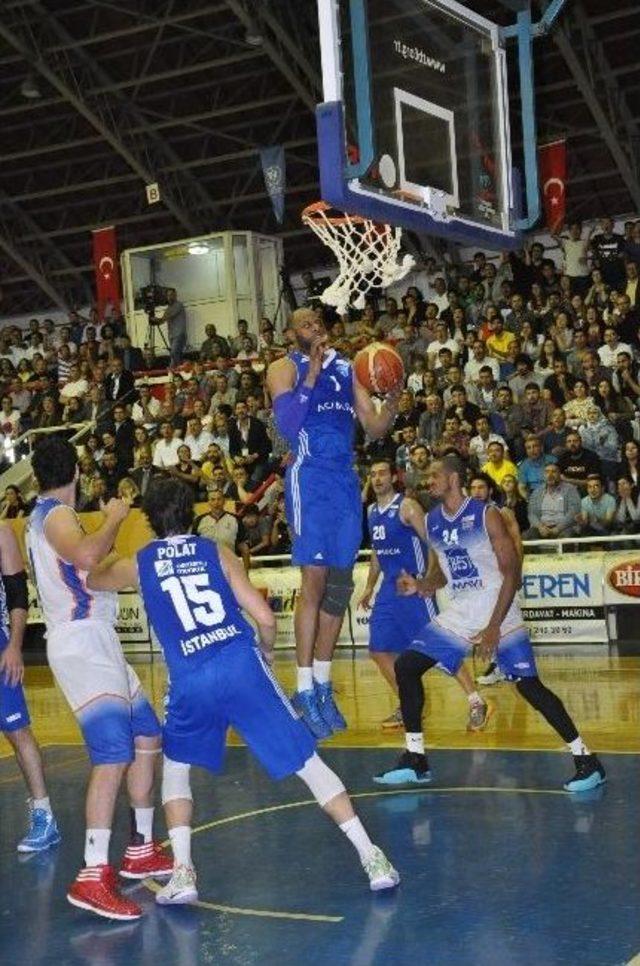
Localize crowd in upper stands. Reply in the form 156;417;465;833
1;215;640;559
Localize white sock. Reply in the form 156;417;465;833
169;825;192;868
134;806;154;843
568;737;591;756
406;732;425;756
312;659;332;685
297;666;314;692
84;828;111;867
467;691;483;706
339;816;376;862
32;796;51;814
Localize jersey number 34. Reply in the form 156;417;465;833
160;574;226;632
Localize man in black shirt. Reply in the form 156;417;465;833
557;431;602;493
590;217;626;290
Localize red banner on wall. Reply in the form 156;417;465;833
538;139;567;233
92;226;121;318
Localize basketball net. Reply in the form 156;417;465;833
302;202;415;314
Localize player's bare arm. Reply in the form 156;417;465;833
45;499;129;571
472;506;522;660
397;501;446;596
501;506;523;561
359;549;381;610
353;377;400;440
218;544;276;661
0;523;27;687
86;554;138;592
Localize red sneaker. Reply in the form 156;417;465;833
67;865;142;921
119;841;173;880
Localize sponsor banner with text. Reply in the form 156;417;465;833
518;552;606;642
603;552;640;604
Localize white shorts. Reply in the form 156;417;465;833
436;594;523;640
47;620;160;765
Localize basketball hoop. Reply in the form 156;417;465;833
301;201;414;315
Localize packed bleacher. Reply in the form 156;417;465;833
2;216;640;559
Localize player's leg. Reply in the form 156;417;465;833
312;565;355;732
498;626;605;792
1;676;60;852
228;648;398;892
454;664;494;732
296;753;399;891
156;757;198;906
368;602;404;729
292;565;333;739
119;675;172;880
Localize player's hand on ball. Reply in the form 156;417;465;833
104;498;129;524
396;569;418;596
471;623;499;661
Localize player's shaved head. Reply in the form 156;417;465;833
292;308;316;329
439;453;466;482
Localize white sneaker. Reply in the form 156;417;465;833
155;864;198;905
476;666;507;686
362;846;400;892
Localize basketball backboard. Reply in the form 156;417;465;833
316;0;525;249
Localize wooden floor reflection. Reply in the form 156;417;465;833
9;651;639;756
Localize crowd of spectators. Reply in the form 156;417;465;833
3;216;640;564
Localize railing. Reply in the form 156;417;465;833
1;422;93;495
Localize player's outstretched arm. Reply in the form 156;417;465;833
472;506;522;660
218;544;276;661
86;554;138;592
45;498;129;572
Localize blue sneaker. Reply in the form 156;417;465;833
373;751;432;786
315;681;347;732
563;755;606;793
291;689;333;739
17;808;61;853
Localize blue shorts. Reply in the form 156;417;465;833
370;591;438;654
411;620;538;680
77;691;162;766
0;674;30;734
163;645;316;779
285;461;361;568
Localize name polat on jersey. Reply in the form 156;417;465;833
153;541;244;658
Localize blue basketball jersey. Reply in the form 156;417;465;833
289;348;356;467
136;536;256;678
427;497;502;599
368;494;429;595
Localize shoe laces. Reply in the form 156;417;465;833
30;808;49;834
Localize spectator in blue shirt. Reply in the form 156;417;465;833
518;434;557;497
576;474;616;535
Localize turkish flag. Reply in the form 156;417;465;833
92;226;121;319
539;139;567;233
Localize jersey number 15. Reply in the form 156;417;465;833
160;574;226;632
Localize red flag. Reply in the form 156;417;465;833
539;139;567;232
92;226;121;319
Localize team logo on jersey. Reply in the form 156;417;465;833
336;359;351;377
155;559;174;577
461;514;476;529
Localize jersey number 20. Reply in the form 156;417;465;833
160;574;225;632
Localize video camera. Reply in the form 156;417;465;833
137;284;170;320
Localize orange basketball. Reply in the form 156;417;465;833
354;342;405;395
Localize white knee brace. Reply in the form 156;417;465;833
296;753;346;807
161;755;193;805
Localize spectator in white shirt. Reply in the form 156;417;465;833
464;339;500;384
153;421;182;469
598;327;632;369
0;394;21;440
131;383;161;430
469;414;507;467
183;416;213;462
431;277;450;316
59;362;89;400
427;322;460;371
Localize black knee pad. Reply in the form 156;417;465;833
320;566;354;617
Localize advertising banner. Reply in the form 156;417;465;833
603;552;640;604
518;552;606;642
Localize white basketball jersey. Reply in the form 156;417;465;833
26;497;117;628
